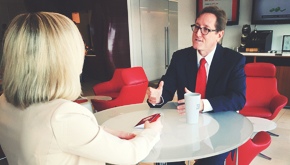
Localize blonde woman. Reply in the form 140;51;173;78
0;12;162;165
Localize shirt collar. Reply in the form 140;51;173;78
196;45;217;66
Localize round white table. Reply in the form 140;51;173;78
83;95;112;101
94;102;253;163
246;117;277;160
79;96;112;113
246;117;277;133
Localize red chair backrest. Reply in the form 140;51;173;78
122;67;148;85
111;68;125;92
244;63;279;107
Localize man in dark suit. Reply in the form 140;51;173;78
147;6;246;165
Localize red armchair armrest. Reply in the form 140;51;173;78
93;81;114;95
268;94;288;120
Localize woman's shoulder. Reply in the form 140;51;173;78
50;99;93;116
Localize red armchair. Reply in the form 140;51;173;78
225;131;271;165
239;63;288;120
91;67;149;112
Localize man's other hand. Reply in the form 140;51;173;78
177;87;192;115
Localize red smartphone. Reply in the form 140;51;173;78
134;113;161;129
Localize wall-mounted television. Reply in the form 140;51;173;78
196;0;240;26
251;0;290;25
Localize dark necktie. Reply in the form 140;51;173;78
195;58;207;99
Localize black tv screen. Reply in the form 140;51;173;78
251;0;290;24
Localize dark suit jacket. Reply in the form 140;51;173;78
149;44;246;112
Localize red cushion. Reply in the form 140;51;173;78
245;63;275;77
240;106;272;118
245;77;278;107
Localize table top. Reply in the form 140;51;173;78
241;52;290;57
246;117;277;132
94;102;253;163
83;95;112;101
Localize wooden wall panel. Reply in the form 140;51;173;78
90;0;131;81
276;66;290;106
22;0;131;82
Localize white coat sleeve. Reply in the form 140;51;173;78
51;102;160;165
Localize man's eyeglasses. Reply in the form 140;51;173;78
191;24;217;35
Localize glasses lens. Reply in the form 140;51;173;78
200;28;205;35
192;25;210;35
191;25;195;31
193;25;199;32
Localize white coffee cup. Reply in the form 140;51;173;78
184;93;201;124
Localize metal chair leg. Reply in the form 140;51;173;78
267;131;279;137
258;153;272;160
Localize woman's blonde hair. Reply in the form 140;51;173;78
1;12;85;109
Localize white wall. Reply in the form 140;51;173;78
177;0;196;49
178;0;290;52
127;0;143;67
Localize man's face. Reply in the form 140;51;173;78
192;13;224;57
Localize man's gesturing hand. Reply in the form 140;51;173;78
147;81;164;105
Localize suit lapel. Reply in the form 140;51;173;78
206;44;225;97
186;47;198;92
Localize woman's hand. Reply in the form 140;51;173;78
144;118;163;133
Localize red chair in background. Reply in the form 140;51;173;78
91;67;149;112
240;63;288;120
225;131;271;165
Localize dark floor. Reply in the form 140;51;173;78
81;77;101;96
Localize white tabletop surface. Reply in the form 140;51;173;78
83;95;112;101
79;96;112;113
246;117;277;132
94;102;253;163
241;52;290;57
